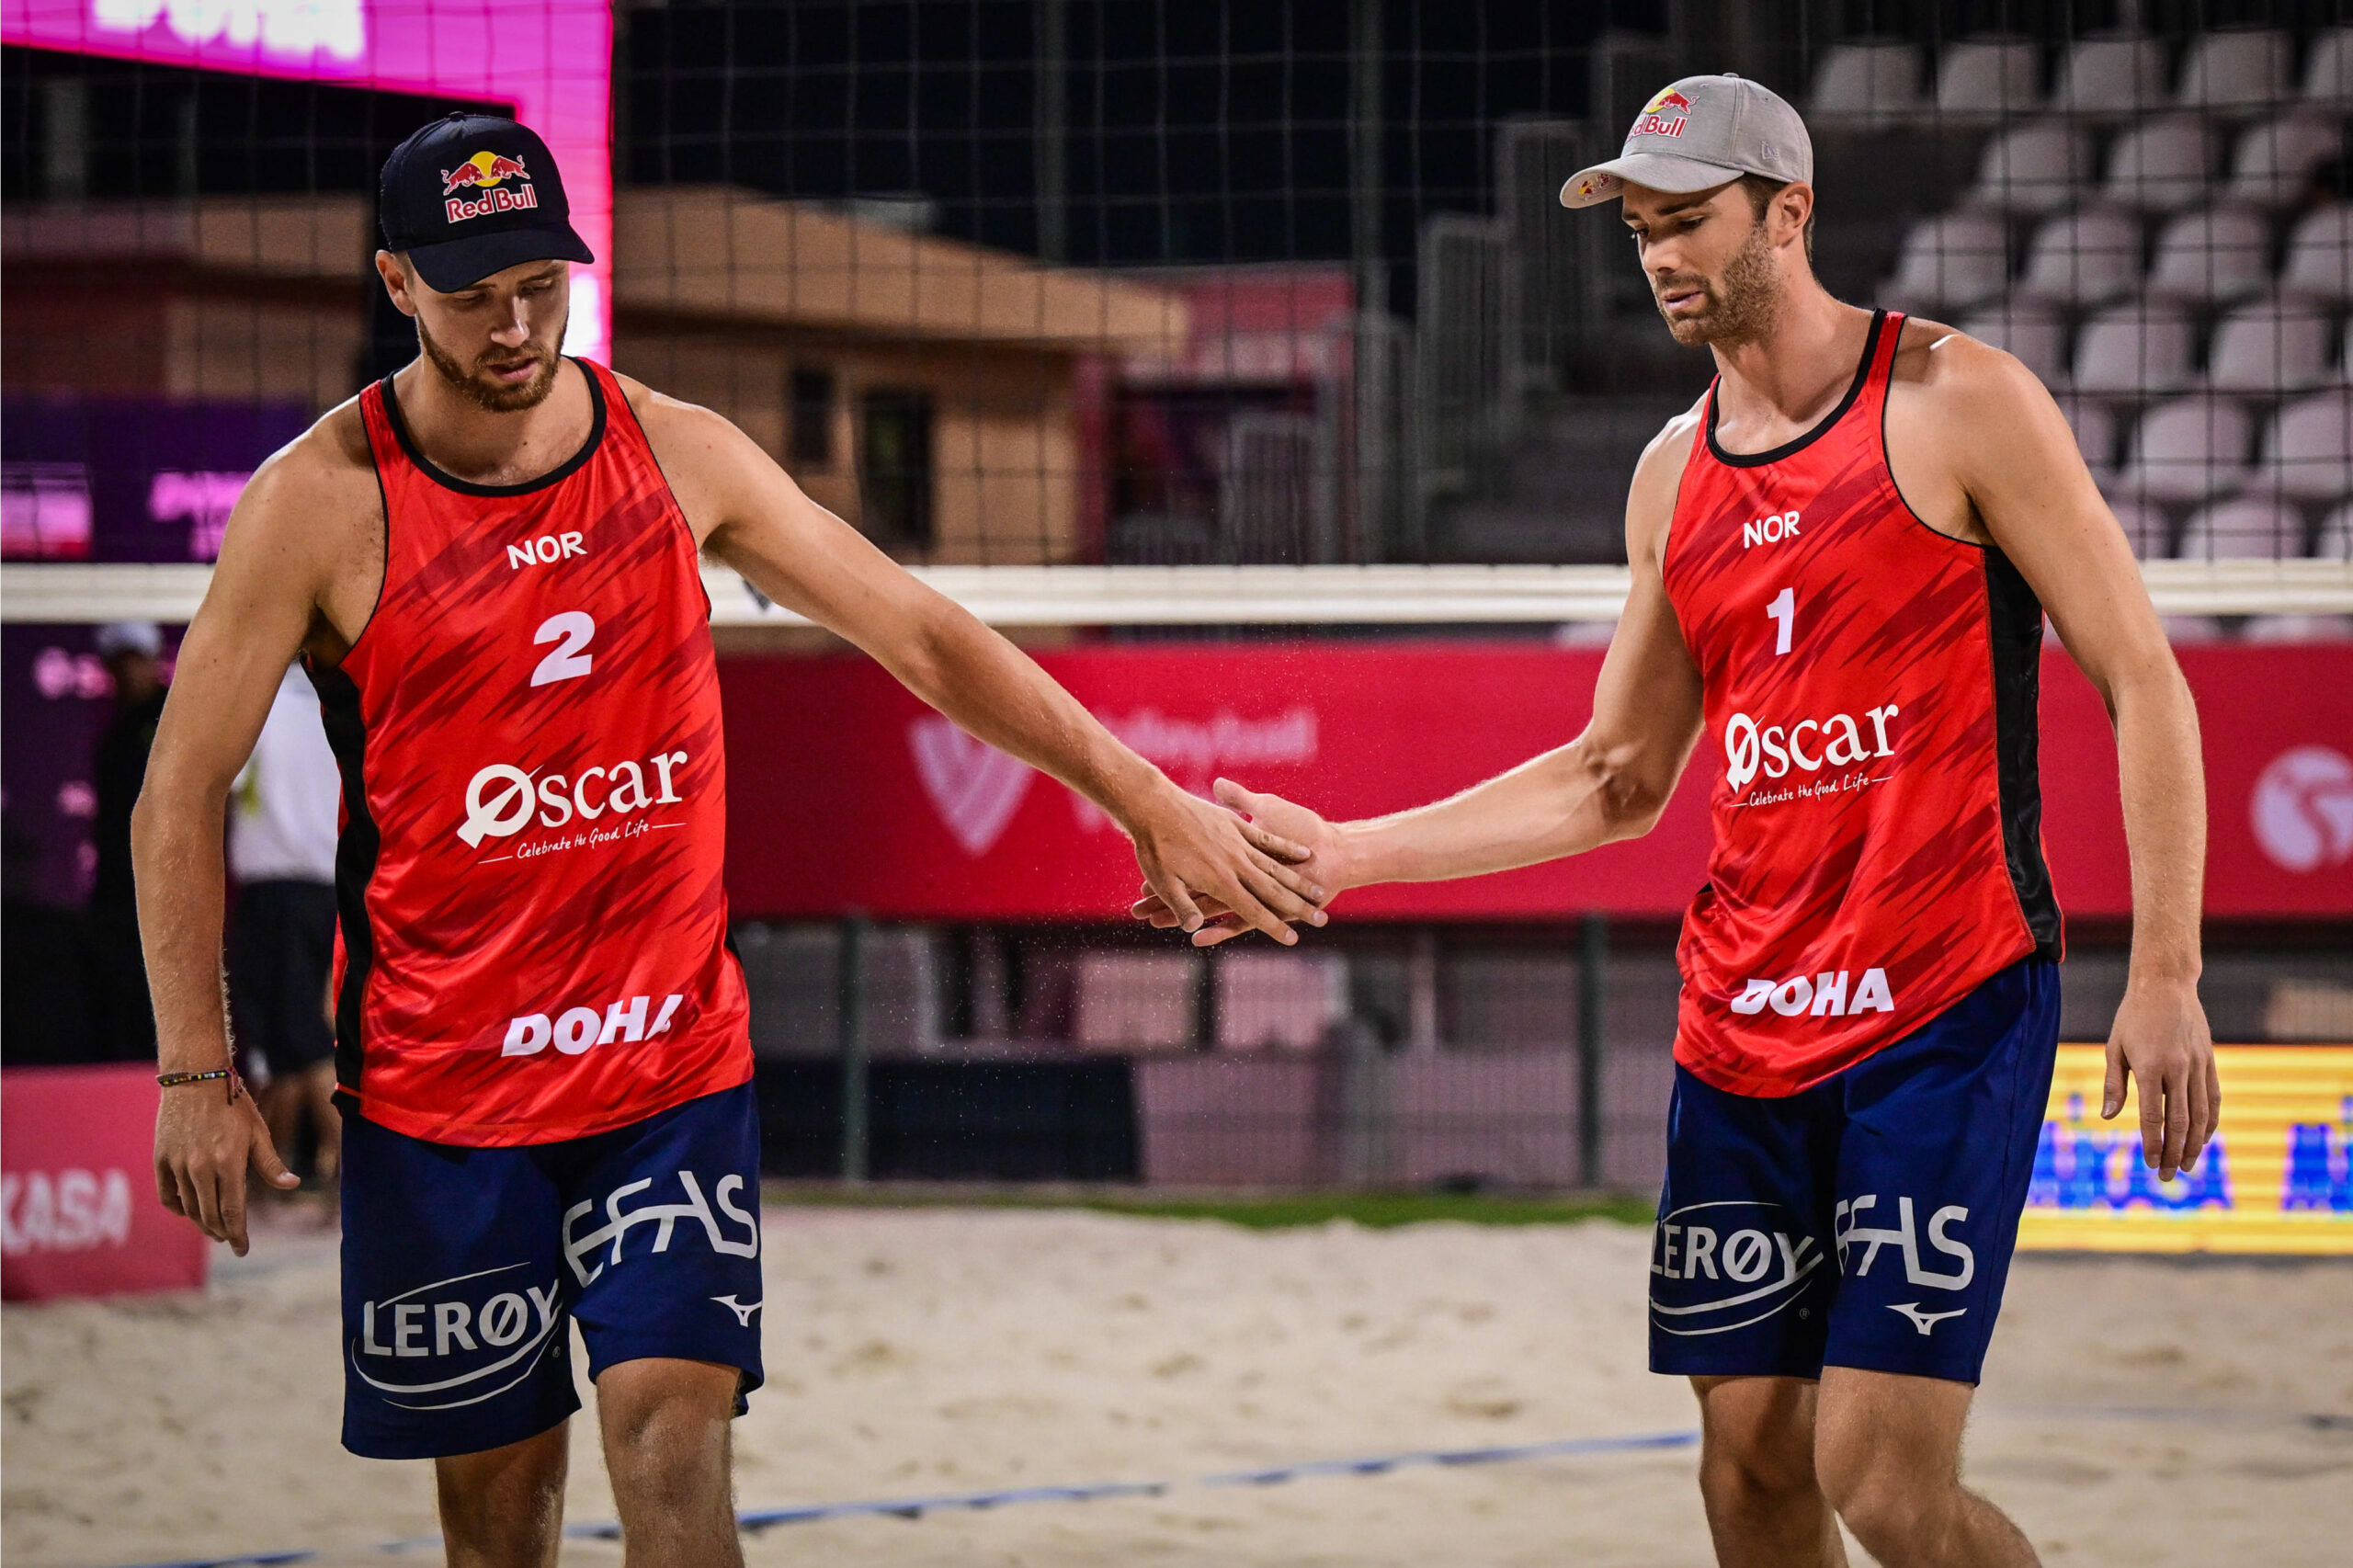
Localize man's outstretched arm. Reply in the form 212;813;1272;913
1933;340;2217;1181
1135;412;1709;943
634;387;1327;945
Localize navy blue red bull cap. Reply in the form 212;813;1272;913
379;113;593;292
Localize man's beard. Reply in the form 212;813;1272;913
416;317;564;413
1654;222;1781;349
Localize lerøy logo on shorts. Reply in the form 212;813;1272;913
1649;1199;1827;1336
350;1263;566;1410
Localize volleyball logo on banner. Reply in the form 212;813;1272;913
2252;746;2353;873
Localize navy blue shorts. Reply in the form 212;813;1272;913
339;1083;764;1460
1648;957;2059;1386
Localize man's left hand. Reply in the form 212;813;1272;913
1123;779;1328;947
2102;977;2221;1183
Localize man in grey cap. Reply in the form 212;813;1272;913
1139;73;2212;1568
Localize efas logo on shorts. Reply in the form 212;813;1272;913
1836;1193;1976;1335
563;1167;760;1287
1649;1200;1828;1337
350;1263;566;1411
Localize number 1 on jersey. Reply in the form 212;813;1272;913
531;611;596;687
1766;587;1794;656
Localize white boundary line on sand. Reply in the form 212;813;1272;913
5;560;2348;628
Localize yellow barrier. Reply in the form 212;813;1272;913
2018;1044;2353;1255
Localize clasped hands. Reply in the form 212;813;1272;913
1130;778;1346;948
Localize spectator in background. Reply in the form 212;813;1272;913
88;621;167;1060
229;660;344;1193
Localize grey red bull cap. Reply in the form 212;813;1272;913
379;113;593;292
1560;74;1812;208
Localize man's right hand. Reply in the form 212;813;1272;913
1131;778;1358;946
154;1080;300;1256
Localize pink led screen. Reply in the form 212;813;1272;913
2;0;614;362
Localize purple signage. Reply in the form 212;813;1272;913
2;398;310;564
3;398;302;906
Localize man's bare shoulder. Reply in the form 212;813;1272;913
244;396;380;515
210;397;382;584
613;372;735;447
1888;314;2048;415
1625;393;1708;557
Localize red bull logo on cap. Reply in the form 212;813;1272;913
440;151;540;223
1631;86;1693;140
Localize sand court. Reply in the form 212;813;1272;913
5;1201;2349;1567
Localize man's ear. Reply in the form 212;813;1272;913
374;251;420;319
1771;183;1814;248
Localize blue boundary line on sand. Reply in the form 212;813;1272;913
91;1404;2352;1568
94;1427;1701;1567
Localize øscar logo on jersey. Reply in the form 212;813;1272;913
2250;745;2353;873
1723;704;1899;797
1649;1199;1827;1339
458;749;690;847
1727;969;1895;1018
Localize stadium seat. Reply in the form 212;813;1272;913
2204;301;2337;394
2102;494;2170;558
1961;304;2066;384
2304;25;2353;106
2315;500;2352;558
1966;119;2095;214
2052;34;2170;119
1810;40;1924;123
1934;38;2043;121
2143;209;2273;303
1882;212;2010;312
2224;113;2345;209
2016;208;2143;306
2177;494;2303;559
2255;388;2353;501
2056;393;2121;487
2070;304;2195;396
2100;116;2216;213
2279;204;2352;302
2175;27;2292;116
2119;395;2255;501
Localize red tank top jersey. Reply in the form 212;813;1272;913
1661;311;2061;1098
313;358;752;1145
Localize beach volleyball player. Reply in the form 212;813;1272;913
1139;77;2219;1567
135;115;1324;1564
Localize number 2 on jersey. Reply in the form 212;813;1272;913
531;610;595;687
1765;587;1794;656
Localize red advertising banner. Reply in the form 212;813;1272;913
719;642;2353;923
2;1065;209;1301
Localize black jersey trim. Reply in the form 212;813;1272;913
306;662;383;1095
1705;309;1886;469
378;356;608;497
1984;550;2064;958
